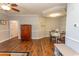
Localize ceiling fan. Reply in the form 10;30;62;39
0;3;20;12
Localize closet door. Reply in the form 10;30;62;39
21;24;32;41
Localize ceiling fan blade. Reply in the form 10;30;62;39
11;7;20;12
11;4;18;7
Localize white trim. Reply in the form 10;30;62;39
32;36;49;39
0;38;10;43
0;36;18;43
10;35;18;39
66;36;79;53
66;36;79;43
32;36;44;39
32;37;42;39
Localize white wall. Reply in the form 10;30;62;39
44;17;66;36
66;3;79;53
18;15;66;39
0;14;10;43
18;15;45;39
59;16;66;32
7;15;66;39
45;17;60;37
37;17;47;38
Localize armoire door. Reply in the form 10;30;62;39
21;24;32;41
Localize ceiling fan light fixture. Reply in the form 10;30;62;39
1;5;11;10
49;13;62;17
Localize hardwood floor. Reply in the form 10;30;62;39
32;38;54;56
0;37;54;56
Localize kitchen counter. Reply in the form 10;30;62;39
54;44;79;56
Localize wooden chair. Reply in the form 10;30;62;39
50;30;60;43
58;32;65;43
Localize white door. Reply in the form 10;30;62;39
9;20;18;39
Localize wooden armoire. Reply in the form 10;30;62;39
21;24;32;41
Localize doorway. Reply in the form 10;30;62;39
9;20;19;39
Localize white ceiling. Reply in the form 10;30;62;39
0;3;67;16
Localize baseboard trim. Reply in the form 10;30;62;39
0;36;18;43
66;36;79;43
32;36;49;39
10;36;18;39
0;38;10;43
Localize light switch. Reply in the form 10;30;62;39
74;24;79;27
